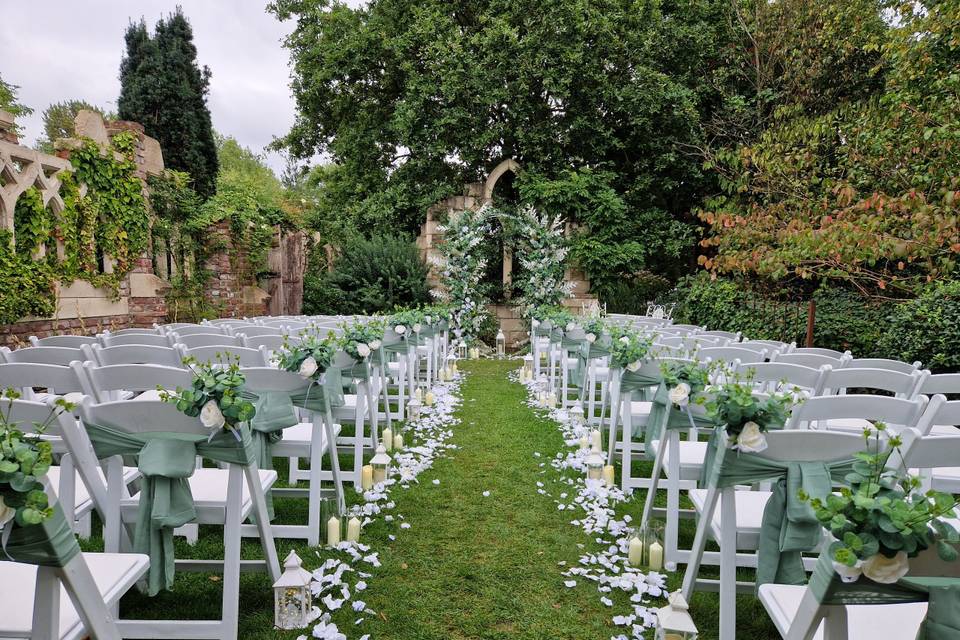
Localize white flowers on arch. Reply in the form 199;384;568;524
513;205;573;316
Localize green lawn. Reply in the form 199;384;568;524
89;359;779;639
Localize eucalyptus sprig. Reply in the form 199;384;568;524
388;308;426;337
581;317;607;342
661;360;714;399
705;381;796;453
161;355;255;435
0;389;73;526
277;334;337;381
801;424;960;583
338;320;385;360
610;331;652;369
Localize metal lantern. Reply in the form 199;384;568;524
371;444;392;484
407;397;422;422
457;340;468;360
273;550;313;630
585;448;604;481
496;328;506;358
570;401;585;429
537;373;549;394
655;592;699;640
522;354;534;380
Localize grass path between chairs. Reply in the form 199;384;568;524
109;359;778;638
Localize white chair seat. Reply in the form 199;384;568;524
387;361;402;373
629;400;653;417
690;488;771;549
119;468;277;523
274;421;342;454
823;418;874;432
928;467;960;493
593;366;610;382
656;440;708;481
45;465;140;517
0;552;150;640
758;583;928;640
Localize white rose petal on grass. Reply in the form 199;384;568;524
400;522;411;529
200;400;226;431
432;479;440;485
862;552;910;584
482;491;490;497
736;422;768;453
299;356;319;379
564;580;577;588
668;383;690;407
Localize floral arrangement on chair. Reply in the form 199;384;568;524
704;381;796;453
162;355;256;437
581;318;607;344
338;320;385;360
661;360;716;408
801;424;960;584
277;335;337;381
388;308;426;339
610;331;652;371
0;389;72;527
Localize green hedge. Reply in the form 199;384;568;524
878;280;960;372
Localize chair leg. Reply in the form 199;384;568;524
719;486;737;640
244;463;280;582
221;464;243;640
32;566;61;640
665;430;682;571
639;419;666;528
325;406;346;514
681;485;718;601
60;557;125;640
620;396;634;494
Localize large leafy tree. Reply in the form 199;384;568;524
0;73;33;135
118;9;219;198
270;0;741;284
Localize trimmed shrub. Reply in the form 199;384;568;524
878;280;960;372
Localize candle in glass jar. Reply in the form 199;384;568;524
327;516;341;546
346;517;361;543
393;432;403;450
425;390;435;406
648;540;664;571
602;465;615;486
382;427;393;452
373;463;387;484
361;465;373;490
546;392;557;408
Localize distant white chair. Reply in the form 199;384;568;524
785;393;927;433
846;357;921;374
173;333;244;349
772;351;851;370
82;343;184;368
29;335;98;348
178;344;268;367
99;332;172;348
0;345;84;367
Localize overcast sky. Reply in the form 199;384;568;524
0;1;362;173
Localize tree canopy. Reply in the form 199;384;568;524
118;8;219;198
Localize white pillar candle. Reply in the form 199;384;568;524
414;387;423;402
425;390;435;406
382;428;393;452
628;535;644;566
590;429;602;451
648;541;664;571
579;436;589;451
346;517;361;543
361;465;373;490
327;516;341;546
452;362;459;374
393;432;403;450
546;392;557;408
602;465;615;487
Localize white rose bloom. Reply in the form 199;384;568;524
619;336;630;344
862;552;910;584
736;421;768;453
586;333;596;343
413;323;422;333
299;356;319;379
532;319;540;328
356;343;371;358
566;322;576;332
395;325;406;335
668;383;691;407
627;360;642;372
425;315;432;324
369;339;382;351
0;495;15;528
200;400;226;431
833;559;863;583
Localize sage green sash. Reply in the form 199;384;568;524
574;340;612;388
709;444;855;591
807;550;960;639
644;384;716;459
1;500;80;567
84;422;257;596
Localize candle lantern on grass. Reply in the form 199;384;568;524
522;354;534;380
407;397;422;422
457;340;468;360
570;401;585;429
627;523;664;571
655;592;698;640
496;329;506;358
273;550;313;630
371;444;392;484
585;448;604;481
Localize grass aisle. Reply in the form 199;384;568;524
353;359;618;639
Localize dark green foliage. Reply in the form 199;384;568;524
0;73;33;135
879;280;960;372
303;235;431;315
597;271;673;316
118;9;219;198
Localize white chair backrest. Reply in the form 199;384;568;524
791;346;851;359
683;336;727;351
846;358;920;374
104;327;162;336
236;326;285;338
174;333;243;349
919;373;960;396
698;346;767;366
898;424;960;472
0;361;86;396
239;367;313;394
78;397;213;436
772;351;849;370
786;394;927;431
752;429;870;462
29;335;98;348
653;335;683;348
738;361;827;395
74;362;194;403
651;343;686;358
100;332;172;348
1;345;84;366
165;325;229;337
179;345;268;367
84;344;184;368
913;395;959;436
699;330;740;342
820;366;926;398
244;334;295;351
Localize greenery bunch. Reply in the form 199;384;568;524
162;356;255;434
433;206;491;344
705;381;796;447
513;206;571;315
388;308;427;337
0;390;73;526
338;320;385;360
581;318;607;341
277;335;337;382
660;361;714;400
803;425;960;577
610;332;652;369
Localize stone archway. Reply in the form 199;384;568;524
482;158;521;204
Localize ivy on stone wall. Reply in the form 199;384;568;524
0;134;147;324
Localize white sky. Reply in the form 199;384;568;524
0;1;363;173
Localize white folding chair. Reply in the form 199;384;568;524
919;373;960;396
738;361;827;397
846;357;921;374
773;351;851;370
173;333;244;349
786;393;927;433
99;332;172;348
30;335;99;348
73;361;194;403
178;344;268;367
82;343;184;368
698;346;768;367
0;345;84;367
163;324;229;336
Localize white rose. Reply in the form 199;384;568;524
395;325;406;335
369;339;382;350
0;495;15;528
735;421;768;453
566;322;576;332
200;400;226;431
356;343;371;358
619;336;630;344
532;319;540;328
299;356;318;378
668;383;691;407
833;559;863;583
413;323;422;333
626;360;642;372
425;315;432;324
862;552;909;584
586;333;596;343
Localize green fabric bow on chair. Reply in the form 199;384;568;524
0;499;81;568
